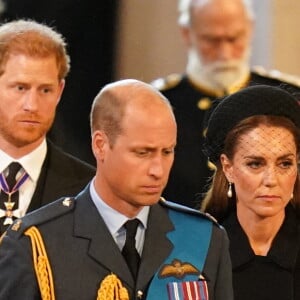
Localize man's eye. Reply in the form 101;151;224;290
163;149;175;155
136;150;148;156
42;88;52;93
16;85;25;91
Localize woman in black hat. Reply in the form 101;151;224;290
202;85;300;300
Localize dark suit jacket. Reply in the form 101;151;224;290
0;186;233;300
153;71;300;208
27;140;95;212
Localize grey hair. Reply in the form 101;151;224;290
178;0;255;27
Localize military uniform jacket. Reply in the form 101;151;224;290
153;71;300;208
0;185;233;300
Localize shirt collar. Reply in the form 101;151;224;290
0;139;47;182
89;179;149;236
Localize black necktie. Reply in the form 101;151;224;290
0;162;22;233
122;219;140;278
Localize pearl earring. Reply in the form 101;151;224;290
227;182;233;198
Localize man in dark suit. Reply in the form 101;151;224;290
0;20;95;234
152;0;300;208
0;79;233;299
0;0;119;165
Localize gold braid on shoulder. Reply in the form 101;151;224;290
24;227;129;300
97;274;129;300
25;226;56;300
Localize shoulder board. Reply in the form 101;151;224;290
159;197;220;226
252;65;300;87
151;73;182;91
5;197;75;239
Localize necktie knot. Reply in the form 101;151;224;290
6;162;22;188
124;218;140;239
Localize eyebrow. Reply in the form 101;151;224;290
243;153;296;160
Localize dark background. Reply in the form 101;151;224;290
0;0;119;165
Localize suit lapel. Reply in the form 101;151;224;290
28;148;50;212
28;140;94;212
137;203;174;288
73;187;135;287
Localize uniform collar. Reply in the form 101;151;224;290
89;179;149;236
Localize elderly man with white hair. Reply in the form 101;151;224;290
152;0;300;209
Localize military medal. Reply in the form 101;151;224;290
0;171;29;225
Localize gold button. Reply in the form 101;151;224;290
197;97;212;110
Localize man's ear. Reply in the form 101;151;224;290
180;26;192;48
220;154;234;182
55;79;66;105
92;130;109;161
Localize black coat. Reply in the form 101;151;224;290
154;71;300;208
222;204;300;300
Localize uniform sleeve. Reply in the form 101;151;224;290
0;233;40;299
203;225;234;300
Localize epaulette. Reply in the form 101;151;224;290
5;197;75;239
159;197;220;226
151;73;182;91
252;65;300;88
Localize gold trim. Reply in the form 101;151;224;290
25;226;56;300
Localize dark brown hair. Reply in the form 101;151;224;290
202;115;300;221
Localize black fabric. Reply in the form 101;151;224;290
203;85;300;164
222;204;300;300
27;140;95;213
122;219;140;279
0;162;22;233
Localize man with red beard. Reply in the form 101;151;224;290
0;20;95;234
152;0;300;208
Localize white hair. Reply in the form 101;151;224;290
178;0;255;27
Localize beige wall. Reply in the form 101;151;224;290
116;1;300;83
272;0;300;76
115;0;186;83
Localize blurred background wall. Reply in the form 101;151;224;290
116;0;300;82
272;0;300;76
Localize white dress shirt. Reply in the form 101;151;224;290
0;139;47;217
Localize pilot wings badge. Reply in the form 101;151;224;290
159;259;200;279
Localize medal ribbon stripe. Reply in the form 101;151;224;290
0;171;29;195
167;281;209;300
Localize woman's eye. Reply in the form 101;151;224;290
279;160;293;169
247;161;261;169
